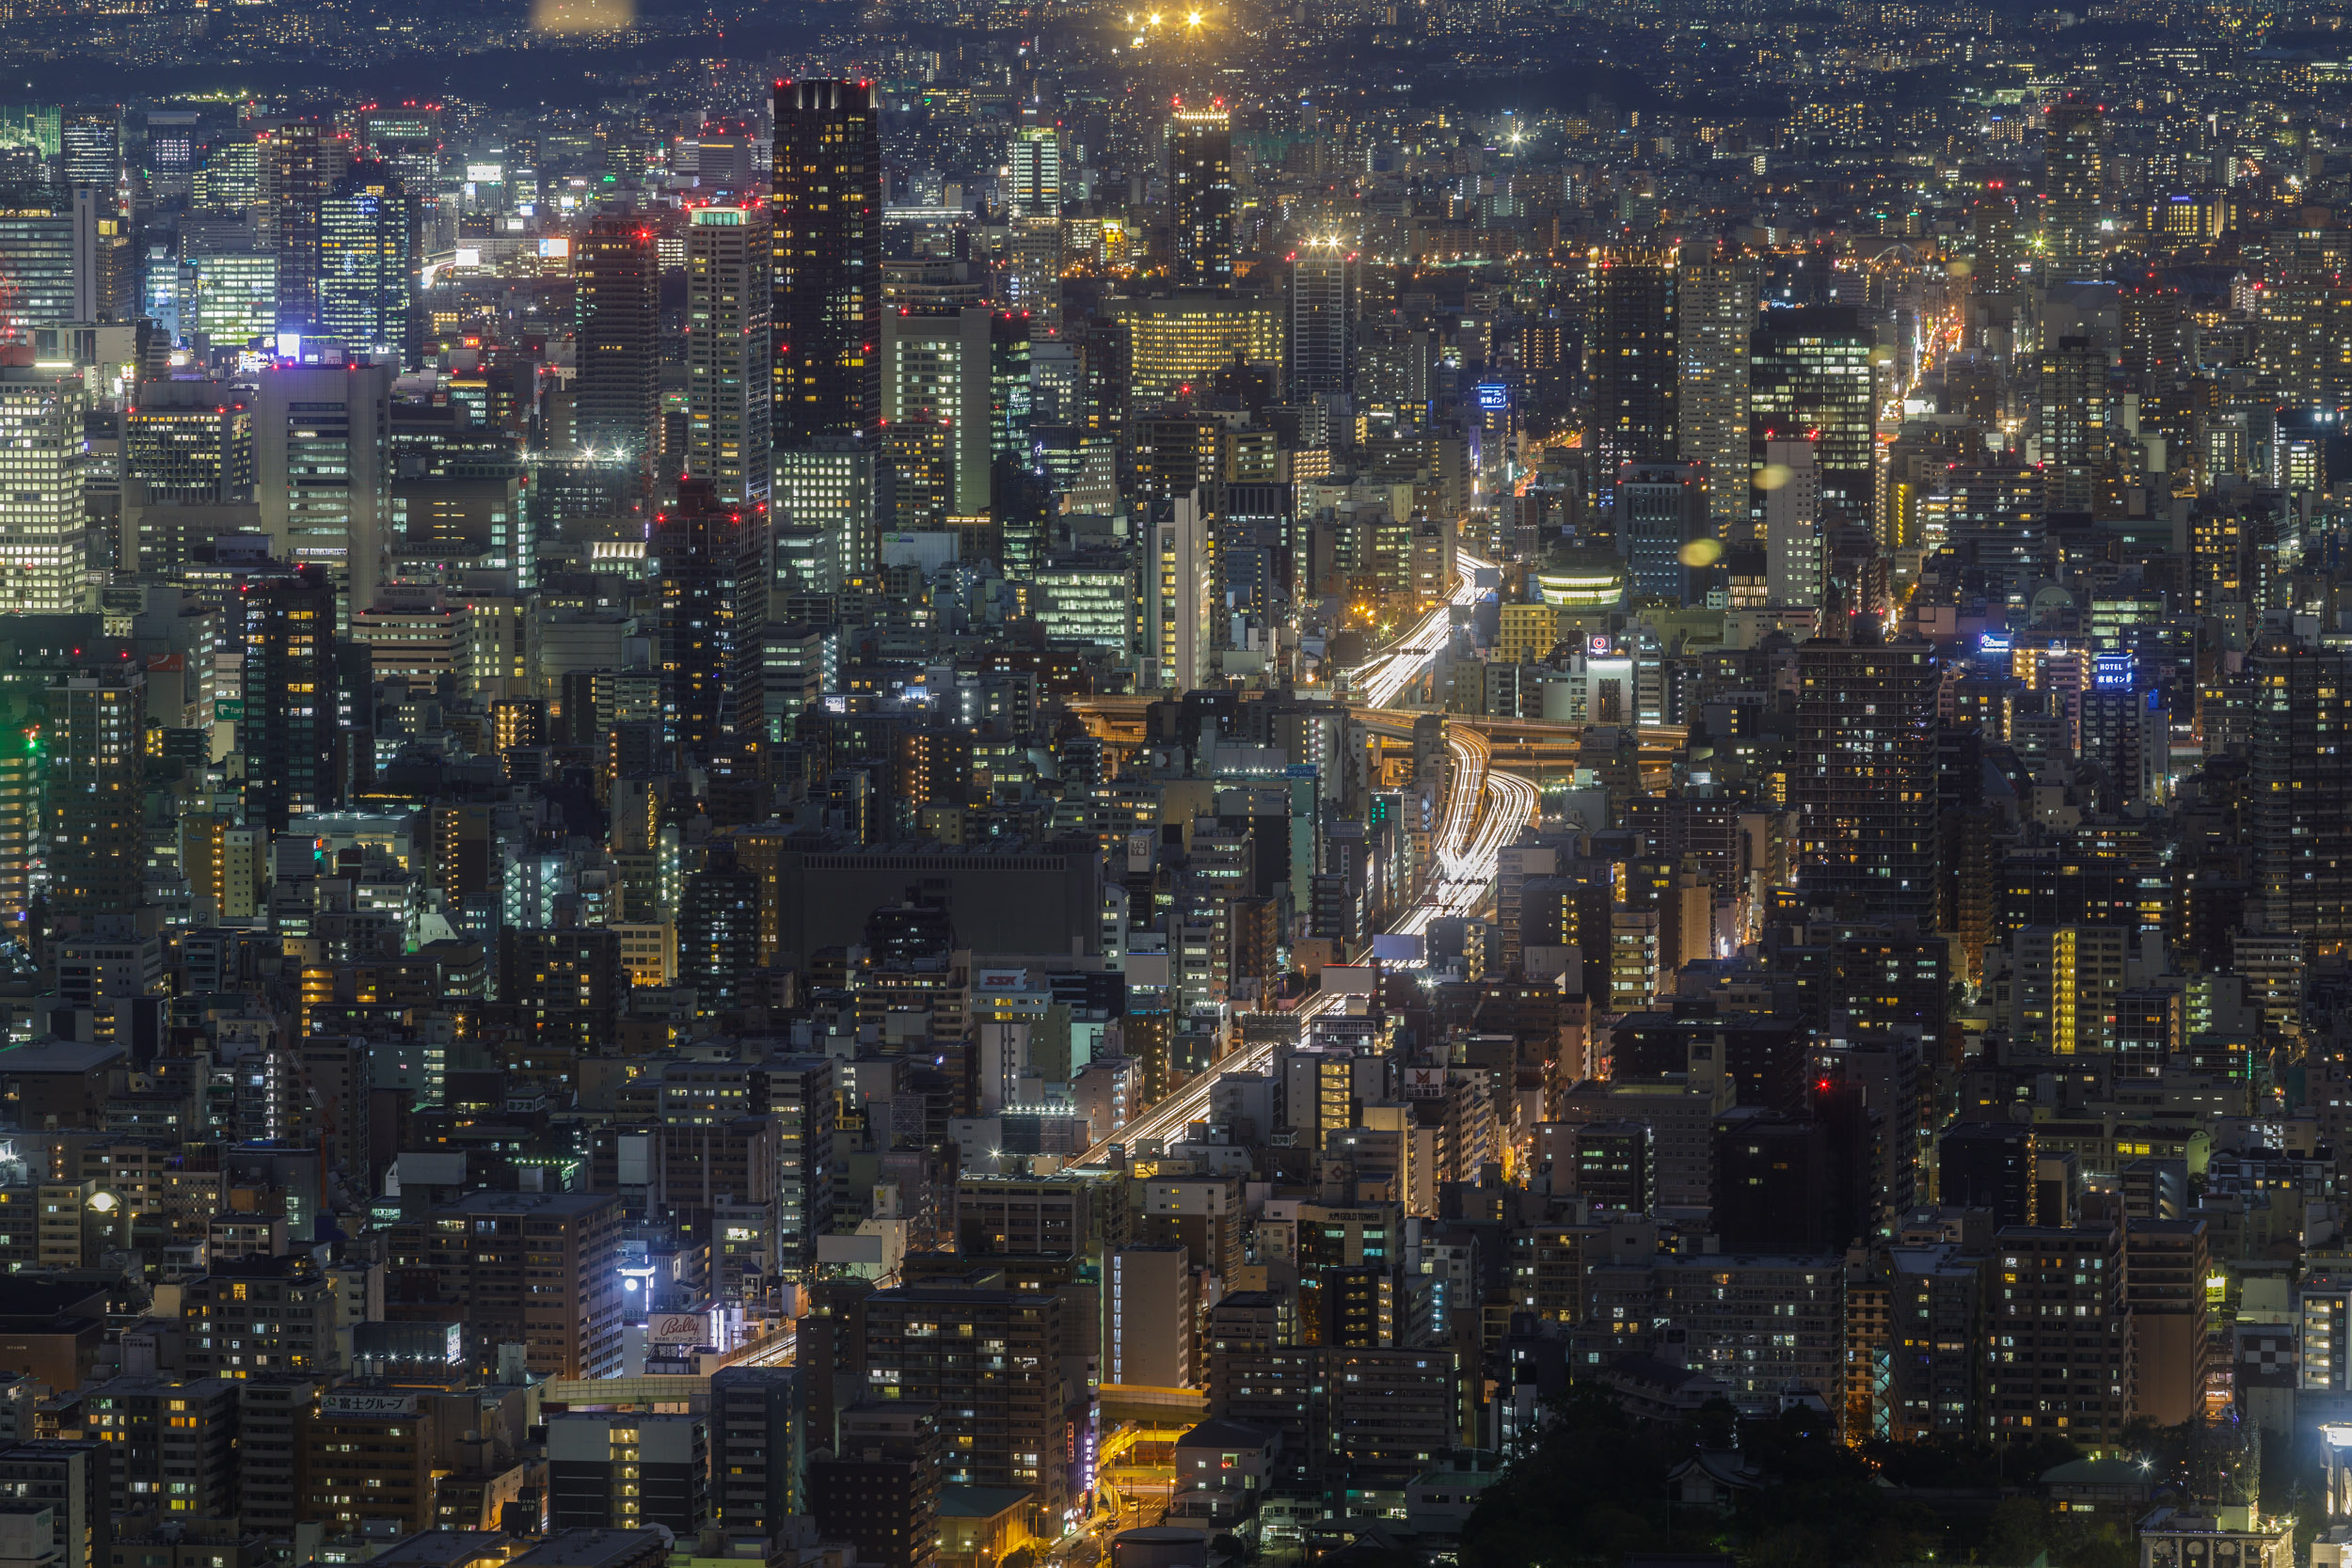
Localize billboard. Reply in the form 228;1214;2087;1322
323;1391;418;1418
1404;1066;1449;1099
647;1312;711;1346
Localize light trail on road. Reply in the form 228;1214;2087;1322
1071;548;1531;1164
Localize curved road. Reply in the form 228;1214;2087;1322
1072;549;1537;1165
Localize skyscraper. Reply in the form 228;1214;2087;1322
257;121;355;334
316;160;418;367
655;480;771;766
575;217;660;467
1793;633;1939;927
46;670;144;939
687;204;773;505
772;80;882;443
0;360;88;612
2042;95;2107;280
59;107;119;198
1171;99;1235;292
1148;489;1213;692
1288;239;1356;399
1586;245;1678;506
1676;246;1754;533
256;361;391;620
240;567;341;833
880;305;993;516
120;379;254;573
2036;334;2109;516
1006;123;1061;218
2249;636;2352;947
1762;437;1824;607
1750;305;1876;530
773;437;880;583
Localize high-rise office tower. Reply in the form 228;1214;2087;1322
772;80;882;443
1587;245;1678;506
774;437;880;583
1762;437;1824;607
880;305;993;516
239;567;340;833
59;107;119;199
46;670;144;938
256;361;390;620
654;480;771;766
2042;95;2107;279
687;204;772;505
0;362;88;612
1614;461;1709;603
2036;334;2109;516
1006;123;1061;218
1676;247;1754;533
355;103;443;199
1793;634;1938;927
1750;306;1876;530
1171;100;1235;291
1288;239;1356;399
316;160;418;367
0;186;83;331
989;309;1031;468
575;217;660;467
1004;215;1062;325
120;380;254;573
709;1367;805;1529
257;121;354;333
2249;636;2352;945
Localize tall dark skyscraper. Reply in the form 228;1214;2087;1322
317;159;418;367
1587;245;1679;511
1288;240;1356;398
575;216;660;467
2250;636;2352;947
655;479;771;767
1792;632;1938;927
1750;305;1876;529
2042;94;2106;279
1171;100;1235;291
772;80;881;443
258;121;354;334
240;567;341;833
47;669;144;939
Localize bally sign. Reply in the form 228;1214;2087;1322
647;1313;710;1346
322;1392;417;1418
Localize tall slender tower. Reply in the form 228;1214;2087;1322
240;568;340;833
772;80;882;443
1675;246;1754;534
1171;100;1235;292
575;217;660;467
1288;239;1356;399
257;121;354;334
1586;245;1678;508
1793;633;1938;927
655;480;771;766
687;204;772;505
2042;95;2106;280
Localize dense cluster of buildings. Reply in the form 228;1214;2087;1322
5;0;2352;1565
